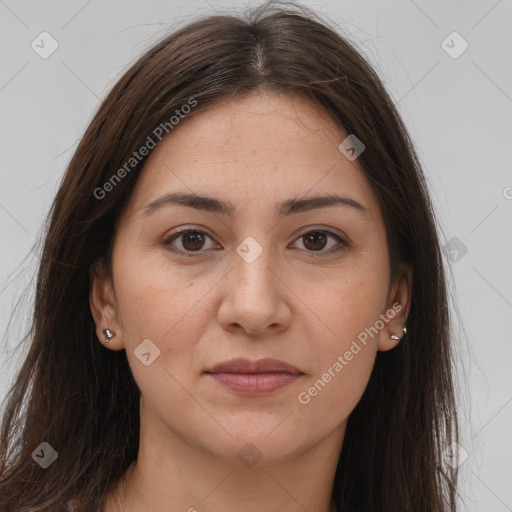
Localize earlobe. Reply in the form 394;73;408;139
89;260;124;350
102;328;116;344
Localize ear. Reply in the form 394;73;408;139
89;259;125;351
378;263;413;351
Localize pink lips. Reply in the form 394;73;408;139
205;358;304;396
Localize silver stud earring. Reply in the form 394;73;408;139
102;329;116;344
390;326;407;341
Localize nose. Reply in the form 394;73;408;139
217;247;292;336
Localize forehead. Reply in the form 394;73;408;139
122;91;380;221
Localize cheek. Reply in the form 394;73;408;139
295;344;376;429
295;274;384;420
307;249;390;344
111;248;224;397
112;247;210;340
294;251;388;413
111;253;213;413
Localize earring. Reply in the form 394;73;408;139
390;327;407;341
102;329;116;344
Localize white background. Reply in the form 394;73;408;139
1;1;511;510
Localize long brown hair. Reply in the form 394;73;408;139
0;1;459;510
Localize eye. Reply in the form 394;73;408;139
162;228;218;256
291;229;349;255
162;227;349;257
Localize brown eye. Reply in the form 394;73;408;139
303;231;328;251
163;229;217;255
180;231;206;251
293;230;348;254
163;227;348;257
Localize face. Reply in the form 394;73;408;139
90;91;411;467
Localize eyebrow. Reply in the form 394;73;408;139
142;192;369;218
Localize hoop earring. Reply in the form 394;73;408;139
102;329;116;344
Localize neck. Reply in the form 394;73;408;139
105;402;346;512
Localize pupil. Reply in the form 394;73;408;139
183;231;205;251
304;231;326;251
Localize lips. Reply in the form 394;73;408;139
206;357;303;375
205;358;304;396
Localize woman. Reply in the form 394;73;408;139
0;1;460;510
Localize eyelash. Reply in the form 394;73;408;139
162;227;350;258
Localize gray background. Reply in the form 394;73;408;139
1;1;511;510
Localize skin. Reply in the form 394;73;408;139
90;90;412;512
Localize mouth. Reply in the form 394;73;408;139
204;358;304;396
